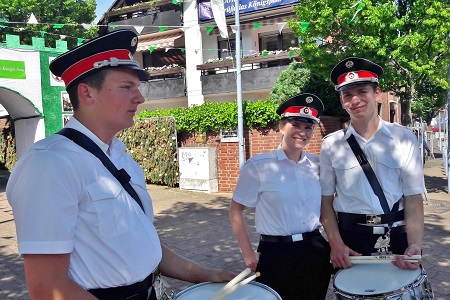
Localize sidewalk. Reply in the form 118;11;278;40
0;148;449;299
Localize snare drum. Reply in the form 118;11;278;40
175;281;281;300
333;264;434;299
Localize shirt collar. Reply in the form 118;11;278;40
65;116;126;154
343;117;393;141
275;145;311;164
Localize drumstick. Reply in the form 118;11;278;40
209;272;261;300
350;255;421;264
209;268;251;300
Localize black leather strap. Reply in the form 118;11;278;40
347;134;390;214
337;210;404;226
57;128;145;213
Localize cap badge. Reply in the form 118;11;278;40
345;71;358;82
345;61;354;68
131;37;138;47
305;96;313;103
302;107;311;115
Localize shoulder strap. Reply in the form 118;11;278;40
57;128;145;213
347;134;390;214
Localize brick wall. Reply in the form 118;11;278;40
179;116;343;192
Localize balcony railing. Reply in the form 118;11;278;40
147;67;184;78
196;52;299;75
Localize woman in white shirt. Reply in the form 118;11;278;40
230;93;332;300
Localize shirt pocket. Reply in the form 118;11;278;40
376;156;401;194
86;179;138;239
332;158;361;190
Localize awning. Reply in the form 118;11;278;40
137;33;184;52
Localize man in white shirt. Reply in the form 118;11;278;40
320;57;425;271
6;29;234;300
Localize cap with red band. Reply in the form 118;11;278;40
330;57;383;91
276;93;324;124
50;29;149;90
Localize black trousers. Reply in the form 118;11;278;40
339;228;408;255
255;235;333;300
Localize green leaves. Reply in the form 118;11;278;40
136;100;281;134
291;0;450;125
118;118;179;187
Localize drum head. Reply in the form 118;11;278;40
333;264;422;296
176;281;281;299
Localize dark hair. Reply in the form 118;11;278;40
67;69;109;111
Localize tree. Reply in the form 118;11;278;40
0;0;97;49
269;62;348;119
290;0;450;126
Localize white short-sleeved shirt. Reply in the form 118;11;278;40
320;118;426;214
6;117;162;290
233;147;322;236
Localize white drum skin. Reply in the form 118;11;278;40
175;281;282;300
333;263;434;299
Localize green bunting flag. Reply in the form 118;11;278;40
77;38;84;45
159;26;168;32
110;25;118;29
209;49;216;53
0;25;6;29
0;19;8;23
206;25;215;35
172;0;182;5
181;48;185;53
289;50;294;60
40;30;46;38
262;50;268;57
253;23;262;30
356;3;363;10
149;45;156;53
53;24;64;29
300;22;310;32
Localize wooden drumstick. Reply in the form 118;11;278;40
209;268;251;300
209;272;261;300
350;255;422;264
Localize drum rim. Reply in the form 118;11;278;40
176;281;282;299
333;265;426;297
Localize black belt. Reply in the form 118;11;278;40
339;223;406;234
260;229;321;242
88;270;157;300
337;210;404;225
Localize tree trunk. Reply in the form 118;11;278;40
400;80;415;126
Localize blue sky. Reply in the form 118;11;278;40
95;0;114;23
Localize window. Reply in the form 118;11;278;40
259;31;299;51
218;35;241;59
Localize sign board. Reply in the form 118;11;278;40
220;129;238;142
0;60;26;79
198;0;299;21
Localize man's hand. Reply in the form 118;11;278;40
392;244;422;270
330;242;362;269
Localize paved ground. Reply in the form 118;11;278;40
0;144;449;299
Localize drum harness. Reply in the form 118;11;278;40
337;134;406;245
58;128;168;300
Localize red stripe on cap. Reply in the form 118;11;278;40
337;70;378;85
283;106;318;118
61;49;132;88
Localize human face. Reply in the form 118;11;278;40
280;119;315;152
93;69;145;136
340;84;380;121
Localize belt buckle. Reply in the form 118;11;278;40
366;214;382;224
